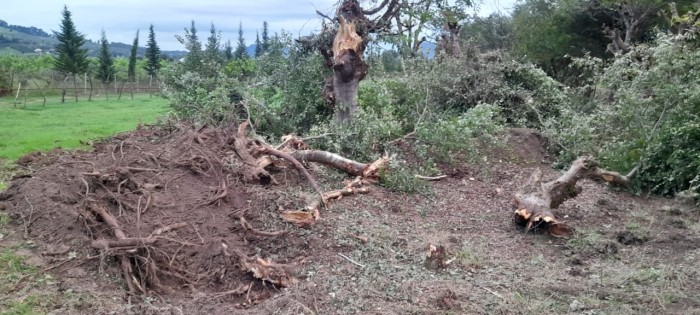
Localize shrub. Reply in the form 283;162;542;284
310;107;403;162
415;103;504;164
160;63;238;125
543;33;700;198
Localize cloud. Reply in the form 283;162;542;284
1;0;517;51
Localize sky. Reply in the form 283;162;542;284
1;0;517;51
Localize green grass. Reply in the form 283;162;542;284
0;94;168;161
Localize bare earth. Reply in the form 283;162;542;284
0;126;698;315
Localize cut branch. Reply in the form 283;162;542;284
292;150;368;176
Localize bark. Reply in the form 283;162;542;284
310;0;399;123
332;16;368;122
73;74;79;102
605;1;659;55
229;122;272;184
513;156;635;237
292;150;368;176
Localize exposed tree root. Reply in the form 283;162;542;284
256;146;325;201
221;243;298;287
513;156;635;237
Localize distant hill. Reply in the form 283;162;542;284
0;19;186;58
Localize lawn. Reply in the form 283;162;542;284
0;94;169;161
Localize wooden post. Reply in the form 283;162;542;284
14;82;21;107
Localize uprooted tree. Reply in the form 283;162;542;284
301;0;400;123
513;156;638;237
68;122;390;296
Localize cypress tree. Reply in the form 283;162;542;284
254;31;262;57
175;20;202;70
261;21;270;53
234;21;248;59
53;5;89;102
96;30;115;83
143;24;161;79
127;30;139;82
223;40;233;60
204;23;223;64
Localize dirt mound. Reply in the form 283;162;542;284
505;128;551;165
0;124;312;310
2;125;699;314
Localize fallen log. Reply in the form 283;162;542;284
291;150;368;176
513;156;635;237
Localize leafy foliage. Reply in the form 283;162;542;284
542;32;700;197
162;22;238;126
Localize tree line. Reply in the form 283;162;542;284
0;5;274;101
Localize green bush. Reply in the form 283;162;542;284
247;35;330;137
415;103;504;164
310;107;403;162
160;64;238;125
543;33;700;198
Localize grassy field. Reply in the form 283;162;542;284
0;94;168;190
0;94;169;161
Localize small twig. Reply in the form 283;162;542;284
475;284;504;300
337;253;365;268
209;283;251;299
387;131;416;145
149;222;188;238
123;167;159;173
192;224;205;244
239;217;286;237
80;177;90;197
245;281;254;303
415;174;447;181
315;9;334;22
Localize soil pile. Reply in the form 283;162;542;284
0;124;310;311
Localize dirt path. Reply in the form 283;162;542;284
0;125;698;314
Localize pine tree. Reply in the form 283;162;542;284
53;5;89;102
234;21;248;60
96;30;115;83
204;23;223;63
143;24;161;79
127;30;139;82
175;20;202;70
254;31;262;57
261;21;270;53
223;40;233;60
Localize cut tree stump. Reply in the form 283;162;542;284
513;156;636;237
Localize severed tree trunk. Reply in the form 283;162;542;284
513;156;637;237
332;16;368;122
305;0;399;123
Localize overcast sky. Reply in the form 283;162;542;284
1;0;517;51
